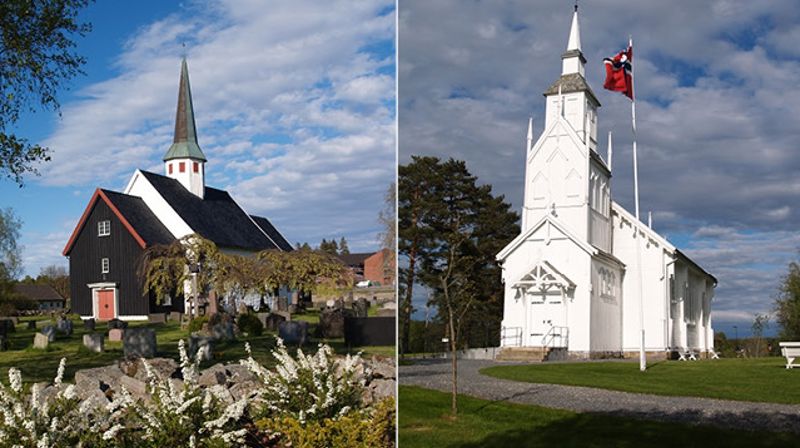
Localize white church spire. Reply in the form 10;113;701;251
562;4;586;76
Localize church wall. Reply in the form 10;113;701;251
612;213;671;352
589;257;622;352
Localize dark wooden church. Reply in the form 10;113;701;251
63;59;292;321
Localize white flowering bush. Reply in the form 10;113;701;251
242;339;369;423
0;358;83;448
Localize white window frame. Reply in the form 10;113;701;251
98;220;111;237
101;258;110;274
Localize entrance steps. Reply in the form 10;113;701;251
496;347;549;362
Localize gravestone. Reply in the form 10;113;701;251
34;332;49;349
108;328;124;342
326;299;336;309
83;333;104;353
209;318;235;341
288;304;298;314
256;312;269;329
167;311;183;322
83;318;96;331
41;325;56;342
0;319;14;335
278;320;308;345
188;335;215;362
275;296;289;312
27;320;36;330
264;313;287;331
354;297;369;318
148;313;167;324
107;319;128;330
56;317;73;336
122;328;157;358
318;308;346;338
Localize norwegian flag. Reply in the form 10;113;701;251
603;45;634;100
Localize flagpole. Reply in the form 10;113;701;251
629;35;646;372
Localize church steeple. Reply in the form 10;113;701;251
163;58;206;199
562;5;586;77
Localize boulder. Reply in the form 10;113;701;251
365;378;396;405
56;317;73;335
198;363;228;387
119;375;148;401
82;333;104;353
82;318;96;331
224;364;257;384
33;332;49;349
207;384;234;405
74;365;125;397
354;297;369;318
41;325;56;342
122;357;178;382
122;328;157;359
229;380;260;401
108;328;124;342
79;388;111;412
368;357;396;380
278;320;308;345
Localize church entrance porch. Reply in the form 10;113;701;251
527;291;568;347
88;282;118;321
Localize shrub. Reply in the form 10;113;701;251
242;339;368;423
257;397;395;448
237;313;263;337
187;315;209;333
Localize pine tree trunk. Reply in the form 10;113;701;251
401;207;420;356
450;308;458;415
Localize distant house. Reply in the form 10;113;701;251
62;58;292;321
13;284;66;311
337;249;394;287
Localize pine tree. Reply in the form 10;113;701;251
338;237;350;255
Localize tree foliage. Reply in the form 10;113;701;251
398;156;519;413
37;264;69;300
139;235;350;308
0;0;92;185
775;259;800;340
0;208;22;281
378;182;396;286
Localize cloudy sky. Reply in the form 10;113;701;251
399;0;800;335
0;0;395;277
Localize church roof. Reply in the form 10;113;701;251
139;170;279;251
163;58;207;162
63;188;174;255
250;215;293;251
544;73;600;106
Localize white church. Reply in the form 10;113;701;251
497;7;716;360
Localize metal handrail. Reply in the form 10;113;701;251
501;326;523;347
541;326;569;349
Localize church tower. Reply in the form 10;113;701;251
163;58;207;199
521;5;611;252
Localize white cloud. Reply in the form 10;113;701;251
33;0;395;253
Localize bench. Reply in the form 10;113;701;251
779;342;800;369
677;348;697;361
709;349;720;360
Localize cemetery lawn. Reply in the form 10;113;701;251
481;358;799;404
0;315;391;385
399;385;796;448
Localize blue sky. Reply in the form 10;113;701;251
399;0;799;337
1;0;395;278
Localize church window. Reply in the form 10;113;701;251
101;258;110;274
168;163;173;174
193;162;199;173
98;220;111;237
179;162;186;173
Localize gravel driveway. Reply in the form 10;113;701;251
400;358;800;434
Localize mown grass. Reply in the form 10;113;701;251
0;313;392;384
399;385;795;448
481;358;800;404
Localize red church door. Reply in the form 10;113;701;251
97;290;115;320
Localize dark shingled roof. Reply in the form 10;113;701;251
250;215;293;251
543;73;601;107
139;170;278;251
14;284;65;303
337;252;374;267
101;189;175;246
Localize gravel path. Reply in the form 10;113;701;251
400;359;800;434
